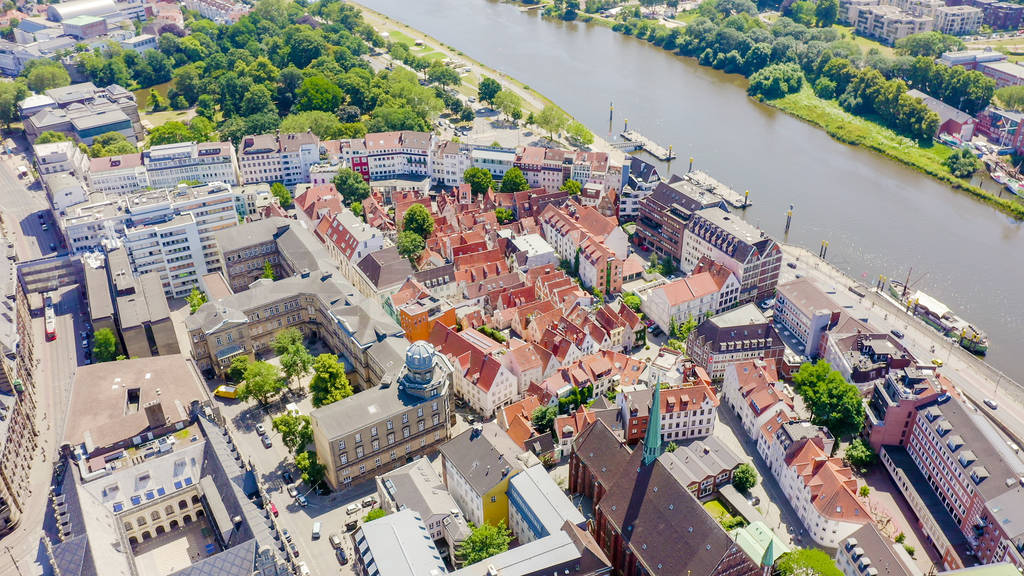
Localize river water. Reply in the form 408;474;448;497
358;0;1024;381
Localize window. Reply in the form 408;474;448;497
340;453;348;465
417;407;424;418
359;465;365;474
418;421;425;432
371;427;378;437
432;414;440;426
491;496;496;503
356;446;364;458
372;439;379;451
387;432;395;445
403;426;410;438
374;457;381;467
355;433;362;443
402;414;409;424
386;420;393;431
432;401;438;412
390;451;396;461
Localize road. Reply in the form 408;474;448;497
0;139;86;576
778;245;1024;450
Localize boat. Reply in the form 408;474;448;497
1006;179;1024;197
888;281;989;355
939;133;960;147
992;171;1009;185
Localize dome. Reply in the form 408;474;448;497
405;341;436;373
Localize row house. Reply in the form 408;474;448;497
639;263;739;333
539;349;645;404
430;323;517;418
617;382;719;445
294;183;343;230
682;207;782;305
316;207;390;281
537;203;628;263
595;302;644;352
87;152;149;195
432;140;473;186
513;146;621;193
721;359;794;441
686;303;784;380
238;131;320;186
338;131;435;182
578;236;623;296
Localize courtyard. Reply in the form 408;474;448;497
132;520;219;576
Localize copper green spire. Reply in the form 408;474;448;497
642;377;662;466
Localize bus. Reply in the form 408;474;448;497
44;306;56;341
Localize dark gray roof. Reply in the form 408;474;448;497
439;426;521;497
663;437;742;486
331;299;404;349
309;379;435;440
570;419;632;488
83;260;114;321
688;207;775;264
906;89;974;125
841;524;915;576
357;246;414;291
168;538;257;576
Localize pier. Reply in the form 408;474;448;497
618;130;677;161
684;169;750;208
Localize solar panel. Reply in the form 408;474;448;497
130;495;142;505
145;491;154;500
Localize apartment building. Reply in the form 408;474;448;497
507;464;586;544
578;237;623;296
316;207;390;279
33;140;89;177
682;207;781;304
181;0;250;23
439;423;525;528
0;360;37;535
853;4;933;45
721;359;793;441
537;202;628;265
686;303;784;380
947;0;1024;30
639;263;739;332
935;5;984;34
634;178;726;264
311;341;454;490
238;131;320;186
376;457;470;549
340;131;434;182
774;278;842;358
431;140;472;186
142;141;239;189
617;156;661;220
87;153;148;195
470;147;515;180
821;332;917;391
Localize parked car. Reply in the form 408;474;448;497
361;496;376;508
261;435;272;448
786;262;797;269
41;224;48;231
890;329;904;339
282;528;291;541
289;542;299;557
346;504;360;515
346;519;359;532
268;501;278;517
214;385;238;399
296;494;308;507
984;398;998;410
282;471;293;484
931;358;943;367
312;522;321;539
255;424;266;435
329;533;343;549
287;485;298;498
336;548;348;565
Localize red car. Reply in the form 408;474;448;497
268;502;278;517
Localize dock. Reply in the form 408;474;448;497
618;130;677;161
683;170;750;208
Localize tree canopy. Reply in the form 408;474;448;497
402;203;434;240
535;105;568;139
495;207;515;224
333;168;371;204
560;179;581;195
238;361;285;406
945;148;980;178
396;231;425;264
478;77;502;103
295;450;326;486
895;31;965;58
272;412;313;453
793;360;865;438
463;167;494;197
531;405;558;436
499;167;530;193
845;438;877;470
186;287;208;314
93;328;118;362
566;120;594;147
309;353;353;407
776;549;843;576
732;463;758;492
25;60;70;92
89;132;137;158
274;328;313;389
35;131;68;144
271;182;293;208
493;90;523;121
458;522;512;565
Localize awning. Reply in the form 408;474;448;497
215;345;245;363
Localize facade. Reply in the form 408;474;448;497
22;82;142;143
353;509;449;576
376;458;470;549
432;140;472;187
639;264;739;332
33;140;89;177
42;173;88;212
977;60;1024;88
617;383;719;445
317;208;390;279
935;5;984;34
470;147;515;180
852;4;933;45
0;360;37;535
439;423;523;527
634;179;725;264
338;131;435;182
238;132;320;186
774;278;842;358
721;359;793;441
87;153;148;195
906;89;977;141
617;157;661;220
311;341;454;490
681;207;782;304
398;296;456;343
686;303;784;380
821;332;916;391
946;0;1023;29
181;0;250;23
143;141;239;189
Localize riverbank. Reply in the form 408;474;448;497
511;2;1024;220
770;87;1024;220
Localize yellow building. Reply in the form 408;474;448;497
439;422;530;528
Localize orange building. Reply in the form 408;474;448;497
398;296;457;343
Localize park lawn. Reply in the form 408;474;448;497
770;85;1024;219
833;25;895;57
383;28;416;45
703;499;733;523
140;108;196;128
674;10;701;24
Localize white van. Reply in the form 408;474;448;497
312;522;321;539
297;562;310;575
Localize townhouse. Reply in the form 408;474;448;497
821;332;917;391
721;359;793;441
536;202;628;293
237;131;320;186
430;323;517;418
438;423;524;528
538;349;645;402
316;207;390;280
87;152;149;195
617;382;719;445
634;178;726;264
639;263;739;332
686;303;784;380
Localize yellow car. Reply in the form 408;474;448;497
931;358;943;367
214;385;238;399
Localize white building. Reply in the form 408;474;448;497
852;4;933;45
142;141;239;189
181;0;250;23
509;233;558;270
238;132;320;186
309;162;342;186
639;266;739;333
119;33;157;53
470;147;515;180
774;278;842;358
375;458;470;547
42;173;89;212
87;153;148;195
318;207;390;279
124;212;206;297
431;140;472;187
238;183;273;220
33;140;89;177
507;464;586;544
934;5;983;35
721;359;793;441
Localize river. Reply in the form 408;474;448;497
357;0;1024;382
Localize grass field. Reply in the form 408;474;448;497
703;499;734;522
832;25;895;57
770;85;1024;219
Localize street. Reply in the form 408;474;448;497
0;136;65;262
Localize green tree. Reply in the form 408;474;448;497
463;167;494;197
272;412;313;453
531;405;558;436
894;31;965;57
775;549;843;576
350;201;363;219
396;231;425;264
270;182;293;208
333;168;371;204
478;77;502;103
295;450;326;486
495;207;515;224
499;166;530;193
25;61;70;92
261;260;275;280
492;90;522;121
622;292;641;312
172;64;203;105
186;287;207;314
859;485;871;498
535;105;568;139
297;75;346;112
665;441;678;453
0;79;28;129
565;120;594;147
274;327;313;390
148;88;168;112
560;179;581;195
815;0;838;27
793;360;865;438
35;131;68;144
747;63;804;100
309;353;353;407
945;148;980;178
93;328;118;362
403;203;434;239
240;84;277;117
458;522;512;565
279;110;342;139
227;355;251;383
994;85;1024;110
427;63;461;87
732;463;758;492
238;361;285;406
845;438;877;470
148;121;193;146
88;132;137;158
363;508;387;522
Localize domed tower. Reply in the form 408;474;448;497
400;341;446;399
